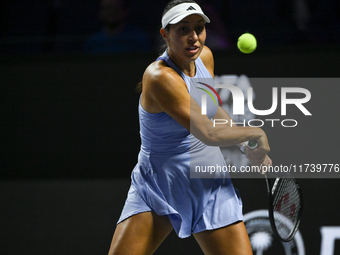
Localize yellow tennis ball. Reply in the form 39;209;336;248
237;33;257;53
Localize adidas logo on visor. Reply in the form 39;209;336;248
186;6;196;11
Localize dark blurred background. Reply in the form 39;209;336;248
0;0;339;55
1;1;340;254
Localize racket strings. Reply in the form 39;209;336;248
272;178;301;238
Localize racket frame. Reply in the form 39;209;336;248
265;174;303;242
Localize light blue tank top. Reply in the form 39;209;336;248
139;50;216;156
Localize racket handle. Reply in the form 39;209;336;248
240;140;258;154
247;140;258;149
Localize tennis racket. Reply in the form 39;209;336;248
247;140;303;242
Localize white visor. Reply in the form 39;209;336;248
161;3;210;29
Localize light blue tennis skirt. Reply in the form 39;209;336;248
117;147;243;239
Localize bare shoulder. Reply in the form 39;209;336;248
199;46;214;77
141;60;188;113
141;60;191;129
143;60;187;92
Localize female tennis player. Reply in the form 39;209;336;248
108;1;272;254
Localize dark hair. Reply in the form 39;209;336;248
136;0;199;93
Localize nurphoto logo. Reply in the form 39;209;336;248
198;82;312;128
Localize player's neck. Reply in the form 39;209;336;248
167;50;196;77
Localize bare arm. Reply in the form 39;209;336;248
142;65;268;151
213;106;242;147
190;100;267;148
142;46;269;157
212;105;272;167
200;47;270;158
213;106;266;147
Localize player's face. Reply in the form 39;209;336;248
166;14;206;61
